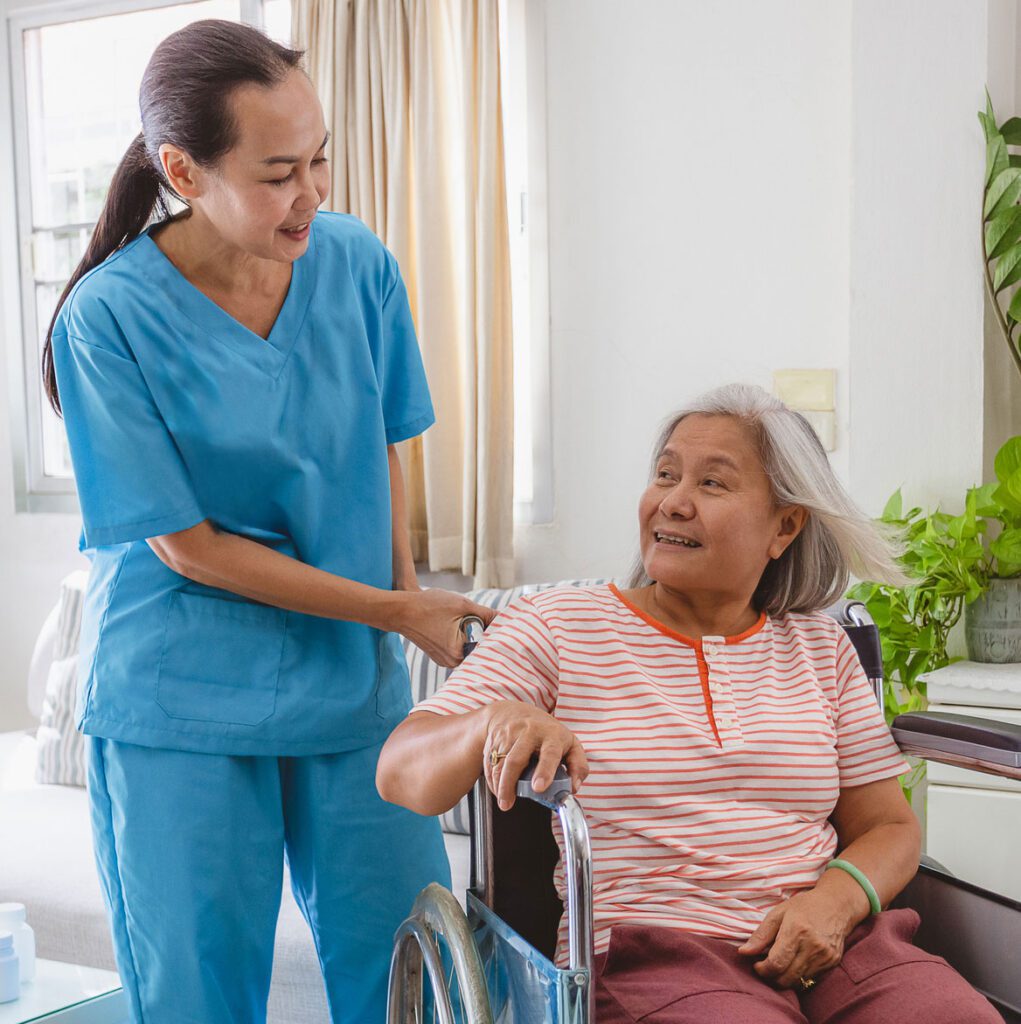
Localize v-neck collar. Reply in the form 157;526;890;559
136;221;318;379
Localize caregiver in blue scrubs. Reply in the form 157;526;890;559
42;19;493;1024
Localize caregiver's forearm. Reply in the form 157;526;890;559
815;820;921;930
388;444;419;591
377;710;489;815
148;519;401;629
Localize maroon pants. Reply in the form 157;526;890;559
595;909;1003;1023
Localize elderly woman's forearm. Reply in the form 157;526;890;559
818;819;922;928
377;710;489;815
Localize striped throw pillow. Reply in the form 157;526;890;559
402;578;611;834
35;572;89;787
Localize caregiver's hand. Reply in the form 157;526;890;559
395;589;496;668
737;887;857;989
481;700;589;811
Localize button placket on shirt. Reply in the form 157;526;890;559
702;637;744;748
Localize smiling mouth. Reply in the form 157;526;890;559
281;220;312;232
655;531;702;548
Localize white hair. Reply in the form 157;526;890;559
627;383;907;615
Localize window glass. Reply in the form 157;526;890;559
19;1;265;481
263;0;293;44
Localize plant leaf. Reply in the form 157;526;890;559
985;167;1021;219
994;243;1021;291
1008;288;1021;324
995;470;1021;514
882;490;903;521
988;134;1009;188
979;110;999;142
986;206;1021;259
995;436;1021;482
992;528;1021;565
1002;117;1021;145
969;483;1000;519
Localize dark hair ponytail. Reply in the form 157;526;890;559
42;19;304;415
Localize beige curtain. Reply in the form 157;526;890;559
292;0;514;588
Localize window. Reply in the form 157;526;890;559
4;0;291;512
499;0;552;524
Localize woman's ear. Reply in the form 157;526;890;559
767;506;809;560
158;143;201;200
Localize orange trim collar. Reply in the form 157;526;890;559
607;583;767;649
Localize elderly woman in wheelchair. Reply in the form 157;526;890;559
378;383;1003;1024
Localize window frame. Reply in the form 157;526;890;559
506;0;553;526
2;0;268;513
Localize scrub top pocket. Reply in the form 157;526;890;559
156;591;286;726
375;630;413;721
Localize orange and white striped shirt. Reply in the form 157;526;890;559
414;584;908;961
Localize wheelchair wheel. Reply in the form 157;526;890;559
388;883;494;1024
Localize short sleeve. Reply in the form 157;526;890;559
53;330;204;548
833;629;910;787
414;597;561;716
379;264;435;444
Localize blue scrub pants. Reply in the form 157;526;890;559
87;737;450;1023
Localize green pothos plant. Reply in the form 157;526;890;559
846;492;984;795
847;436;1021;794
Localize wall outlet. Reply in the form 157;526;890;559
773;369;835;412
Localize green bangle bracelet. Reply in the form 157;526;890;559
827;858;882;915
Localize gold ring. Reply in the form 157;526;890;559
489;749;507;768
799;976;816;991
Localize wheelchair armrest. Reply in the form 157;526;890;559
516;762;573;808
891;711;1021;780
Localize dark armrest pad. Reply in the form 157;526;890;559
892;711;1021;752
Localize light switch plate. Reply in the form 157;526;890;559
773;369;835;411
800;409;836;451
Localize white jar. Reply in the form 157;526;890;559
0;932;18;1003
0;905;34;983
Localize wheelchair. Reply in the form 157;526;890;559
387;607;1021;1023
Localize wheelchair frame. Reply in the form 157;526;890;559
388;606;1021;1023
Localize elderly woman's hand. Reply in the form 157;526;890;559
737;887;859;988
482;700;589;811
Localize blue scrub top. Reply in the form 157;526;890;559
51;213;434;756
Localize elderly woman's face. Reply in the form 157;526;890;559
638;414;805;602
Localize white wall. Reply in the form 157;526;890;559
516;0;853;582
0;0;88;733
848;0;988;514
515;0;1005;586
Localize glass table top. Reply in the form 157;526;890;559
0;959;124;1023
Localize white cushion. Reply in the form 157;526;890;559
26;603;60;721
34;574;88;787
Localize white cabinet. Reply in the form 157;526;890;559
920;661;1021;900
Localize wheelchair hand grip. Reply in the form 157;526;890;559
516;760;573;807
460;615;486;658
